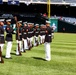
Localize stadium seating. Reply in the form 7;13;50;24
32;0;47;2
64;0;76;3
32;0;76;3
20;0;31;1
51;16;76;25
51;0;63;2
62;17;76;25
3;0;76;4
32;0;63;2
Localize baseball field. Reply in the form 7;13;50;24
0;33;76;75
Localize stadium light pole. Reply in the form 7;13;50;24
47;0;51;20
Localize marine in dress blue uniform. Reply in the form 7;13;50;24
0;19;5;52
44;21;52;61
21;22;28;52
16;21;22;55
0;20;5;62
27;23;33;50
5;19;13;59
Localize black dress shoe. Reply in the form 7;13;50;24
28;47;31;50
0;61;4;63
24;50;26;53
36;43;39;46
16;54;22;56
5;57;12;59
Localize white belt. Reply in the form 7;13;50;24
28;32;33;33
0;34;4;36
48;35;51;36
41;31;45;33
24;33;26;34
36;32;38;33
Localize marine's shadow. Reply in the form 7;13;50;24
10;53;16;55
2;55;5;58
32;57;45;61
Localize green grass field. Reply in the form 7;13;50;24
0;33;76;75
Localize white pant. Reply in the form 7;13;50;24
0;44;4;61
5;41;12;58
45;42;51;61
39;35;43;44
0;44;4;52
27;37;33;47
21;39;28;52
42;35;45;43
16;41;22;55
24;39;29;49
30;37;33;47
34;36;38;46
52;33;54;39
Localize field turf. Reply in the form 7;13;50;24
0;33;76;75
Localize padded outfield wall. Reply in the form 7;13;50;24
58;19;76;33
50;18;76;33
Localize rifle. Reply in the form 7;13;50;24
27;38;31;50
0;46;4;63
39;35;41;44
15;17;22;56
35;36;38;46
17;23;22;55
42;37;44;44
22;39;25;52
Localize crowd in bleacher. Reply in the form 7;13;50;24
17;0;76;3
51;15;76;25
29;0;76;3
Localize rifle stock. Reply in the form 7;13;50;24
0;46;4;63
15;17;22;56
23;40;25;52
18;43;22;55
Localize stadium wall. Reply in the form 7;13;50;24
58;20;76;33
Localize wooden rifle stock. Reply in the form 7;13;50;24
18;43;22;55
0;46;4;63
22;40;25;52
15;17;22;55
17;25;22;55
